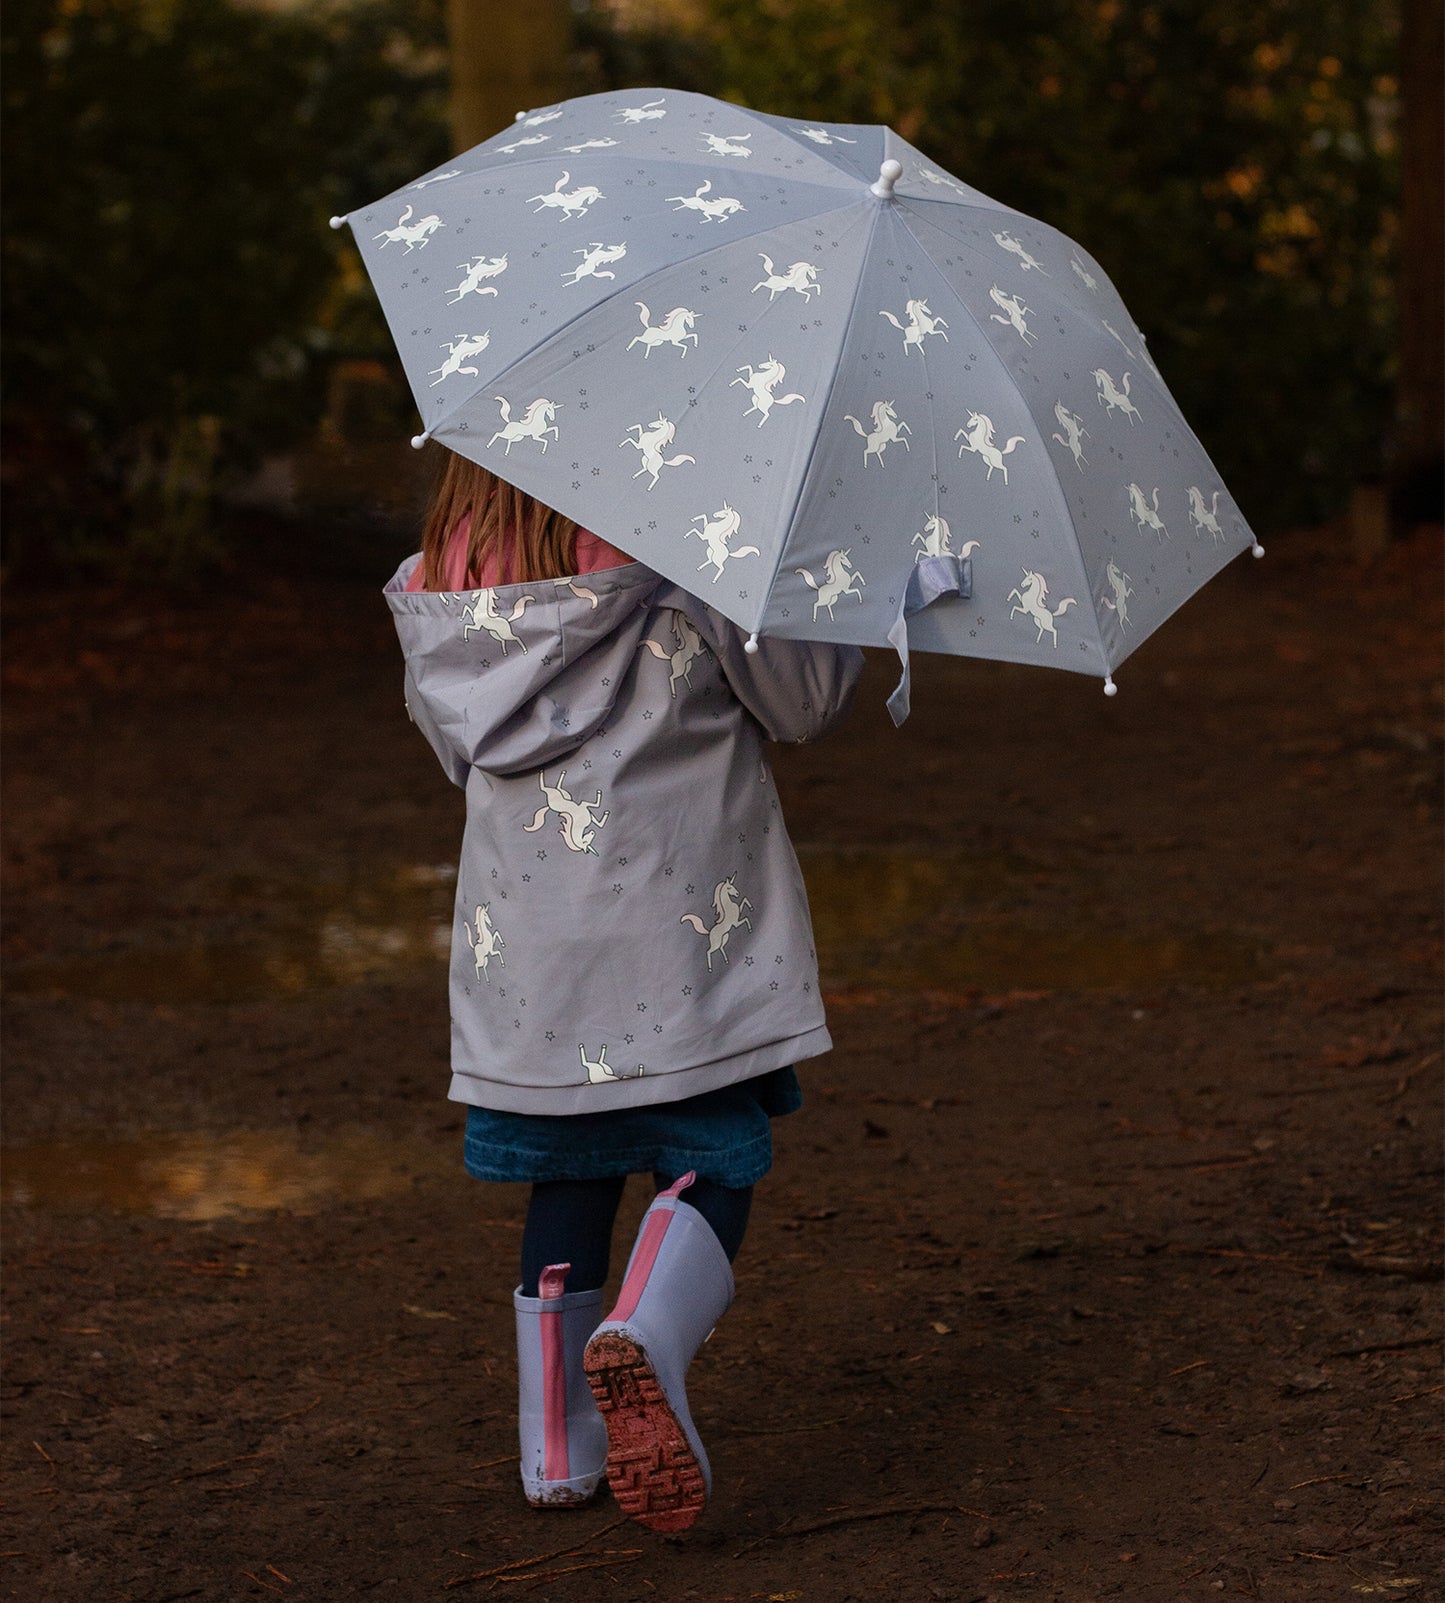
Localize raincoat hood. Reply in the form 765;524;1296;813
387;554;669;778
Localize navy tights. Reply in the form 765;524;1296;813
519;1174;752;1297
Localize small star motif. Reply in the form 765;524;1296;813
537;850;547;861
637;1001;647;1012
654;1023;663;1034
681;984;693;996
612;883;623;894
685;884;695;895
624;1033;634;1044
582;759;592;770
642;710;654;720
545;1030;555;1041
770;980;779;991
774;955;784;964
521;873;531;882
744;955;755;966
613;749;622;758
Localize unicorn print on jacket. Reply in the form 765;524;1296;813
640;610;707;697
524;770;609;855
680;874;753;970
464;904;506;982
458;589;536;653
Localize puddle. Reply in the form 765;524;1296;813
6;863;457;1005
6;850;1264;1005
0;1126;449;1220
798;845;1264;993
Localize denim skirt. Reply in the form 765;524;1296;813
463;1066;801;1187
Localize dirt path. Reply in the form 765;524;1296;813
2;521;1441;1602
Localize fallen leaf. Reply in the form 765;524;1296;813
404;1304;457;1321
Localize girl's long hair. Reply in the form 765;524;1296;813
420;451;579;588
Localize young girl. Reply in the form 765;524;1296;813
385;452;863;1533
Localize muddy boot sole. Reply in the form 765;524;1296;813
582;1331;706;1532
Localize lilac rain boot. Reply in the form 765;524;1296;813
582;1173;734;1533
513;1263;608;1508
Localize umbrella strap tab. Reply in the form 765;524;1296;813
885;555;971;726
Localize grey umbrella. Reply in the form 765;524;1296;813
333;87;1262;719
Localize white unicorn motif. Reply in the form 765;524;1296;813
561;242;627;284
1009;568;1077;646
614;98;666;124
955;412;1026;483
796;549;866;619
732;357;806;426
666;180;745;222
879;299;950;356
679;873;753;970
752;254;820;301
373;205;442;253
488;396;560;454
701;132;752;157
497;134;550;154
993;230;1049;273
580;1043;626;1084
412;169;461;190
687;504;762;582
447;255;507;304
464;904;505;982
988;285;1037;345
640;610;707;697
621;415;695;489
523;769;609;855
1101;560;1134;630
844;401;911;465
793;127;857;145
562;137;620;154
627;303;699;358
917;167;967;194
459;588;535;653
911;514;980;562
1127;482;1170;540
429;332;491;386
1070;256;1099;291
1051;402;1088;468
1188;486;1225;542
520;109;563;127
528;172;604;220
1093;368;1142;424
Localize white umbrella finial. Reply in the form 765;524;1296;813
871;159;904;199
328;215;348;230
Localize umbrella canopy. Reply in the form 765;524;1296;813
334;87;1261;714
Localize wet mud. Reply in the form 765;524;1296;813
2;520;1441;1600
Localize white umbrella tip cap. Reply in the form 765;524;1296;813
328;215;348;230
410;433;430;450
871;159;905;199
744;632;760;655
1103;674;1119;697
1251;541;1266;558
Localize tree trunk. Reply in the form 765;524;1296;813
446;0;572;151
1395;0;1445;522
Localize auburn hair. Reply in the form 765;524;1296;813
420;451;579;588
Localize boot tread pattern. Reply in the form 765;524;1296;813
583;1332;706;1532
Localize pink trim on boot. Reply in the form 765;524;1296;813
609;1173;694;1324
538;1262;571;1483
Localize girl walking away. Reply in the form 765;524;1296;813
385;453;863;1532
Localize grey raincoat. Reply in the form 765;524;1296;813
385;556;863;1115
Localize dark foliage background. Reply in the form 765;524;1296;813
1;0;1402;575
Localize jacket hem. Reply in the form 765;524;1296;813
448;1024;831;1116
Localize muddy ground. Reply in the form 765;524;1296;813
2;517;1441;1603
